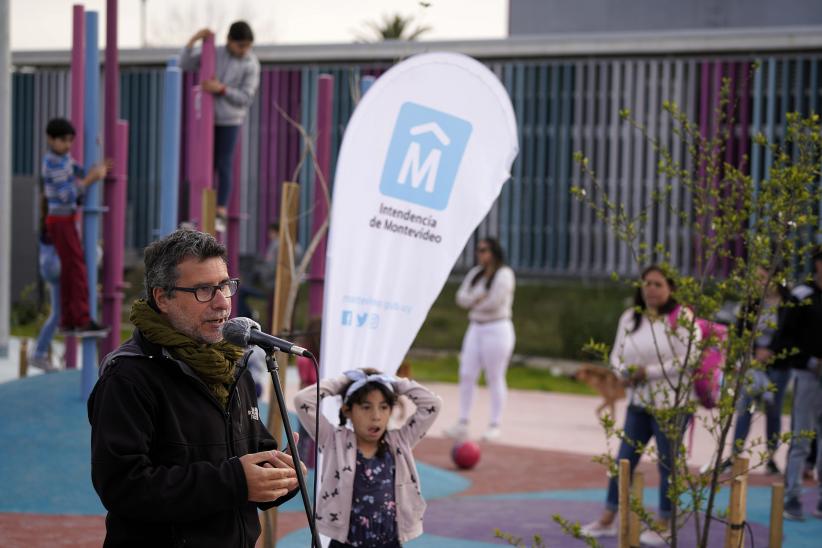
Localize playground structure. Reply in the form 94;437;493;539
7;24;821;380
7;2;339;382
5;29;821;288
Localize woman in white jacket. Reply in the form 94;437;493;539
445;237;516;442
582;265;699;546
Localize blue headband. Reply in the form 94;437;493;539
343;369;395;404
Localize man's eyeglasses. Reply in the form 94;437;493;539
172;279;240;303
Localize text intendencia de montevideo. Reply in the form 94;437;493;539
370;203;443;243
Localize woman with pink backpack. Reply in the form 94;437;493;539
582;265;702;546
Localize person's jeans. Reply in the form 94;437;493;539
214;124;241;208
34;243;61;359
732;367;792;454
784;369;822;502
605;405;691;519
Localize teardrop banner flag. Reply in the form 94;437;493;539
321;52;518;379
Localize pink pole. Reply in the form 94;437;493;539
70;5;84;163
186;35;215;227
308;75;333;318
65;4;85;369
101;121;128;357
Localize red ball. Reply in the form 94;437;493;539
451;440;481;470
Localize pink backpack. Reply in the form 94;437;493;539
668;306;727;408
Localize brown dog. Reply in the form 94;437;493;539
575;364;626;418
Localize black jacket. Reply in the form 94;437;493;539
88;330;296;547
734;285;798;371
769;281;822;369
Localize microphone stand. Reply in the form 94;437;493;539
264;350;321;548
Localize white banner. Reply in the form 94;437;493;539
321;52;518;379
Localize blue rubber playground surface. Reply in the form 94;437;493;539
2;370;821;546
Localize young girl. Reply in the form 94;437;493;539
294;368;442;547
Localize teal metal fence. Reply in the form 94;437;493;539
11;40;822;277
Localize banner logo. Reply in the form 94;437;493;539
380;102;472;211
341;309;380;329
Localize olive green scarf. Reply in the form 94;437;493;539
130;299;245;408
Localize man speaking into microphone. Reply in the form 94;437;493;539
88;228;303;547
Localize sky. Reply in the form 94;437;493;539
10;0;509;51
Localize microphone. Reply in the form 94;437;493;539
222;317;312;357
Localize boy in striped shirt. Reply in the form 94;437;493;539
43;118;110;334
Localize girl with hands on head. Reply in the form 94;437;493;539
295;368;442;547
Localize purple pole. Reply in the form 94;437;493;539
736;62;751;260
186;35;215;228
70;5;84;163
257;72;271;254
722;62;737;275
180;72;193;222
266;70;286;253
64;4;85;369
696;61;710;275
100;0;122;358
228;132;242;314
308;75;333;318
101;121;128;357
707;61;722;276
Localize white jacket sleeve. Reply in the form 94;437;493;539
293;375;350;446
470;267;515;314
394;379;443;449
455;267;485;309
643;308;702;381
609;309;634;376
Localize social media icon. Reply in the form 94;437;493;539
341;310;353;326
380;102;472;211
356;312;369;327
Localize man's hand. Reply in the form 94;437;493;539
187;28;213;48
277;432;308;476
201;78;225;94
240;450;298;503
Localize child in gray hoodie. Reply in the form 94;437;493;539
180;21;260;231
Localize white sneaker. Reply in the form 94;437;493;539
29;355;58;373
580;519;617;538
444;421;468;439
639;527;669;546
481;425;501;441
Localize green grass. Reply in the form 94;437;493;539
413;278;631;359
409;354;596;395
10;276;627;394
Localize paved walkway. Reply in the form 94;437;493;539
0;336;818;547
